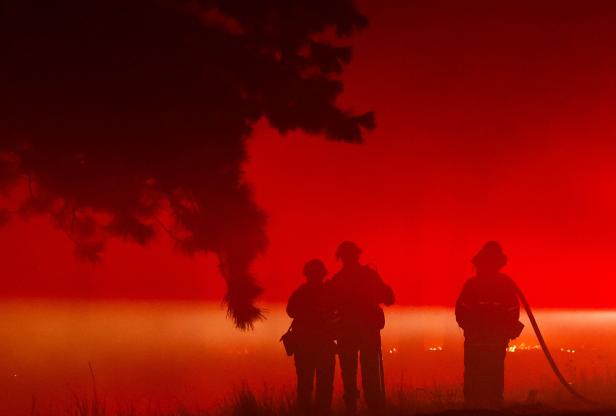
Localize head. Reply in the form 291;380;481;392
472;241;508;275
303;259;328;284
336;241;362;266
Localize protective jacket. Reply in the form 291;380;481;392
328;265;394;333
287;282;335;344
455;272;522;345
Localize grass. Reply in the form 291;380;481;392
27;364;616;416
44;383;616;416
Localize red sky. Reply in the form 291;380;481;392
3;0;616;308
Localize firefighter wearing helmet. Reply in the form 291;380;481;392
328;241;395;415
286;259;336;414
455;241;524;408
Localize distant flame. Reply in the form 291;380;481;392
507;342;541;352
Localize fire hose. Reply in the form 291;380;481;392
513;282;597;405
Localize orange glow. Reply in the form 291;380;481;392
2;302;616;413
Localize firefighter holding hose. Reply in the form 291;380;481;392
455;241;524;408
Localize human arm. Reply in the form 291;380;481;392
368;268;395;306
286;288;302;319
455;280;474;330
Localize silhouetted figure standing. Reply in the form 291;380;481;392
329;241;395;415
287;259;336;415
455;241;523;408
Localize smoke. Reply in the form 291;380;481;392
0;0;374;329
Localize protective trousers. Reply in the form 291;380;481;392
463;341;507;408
294;343;335;415
338;329;385;415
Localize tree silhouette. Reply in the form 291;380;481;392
0;0;374;328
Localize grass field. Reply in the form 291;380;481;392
37;383;616;416
8;304;616;415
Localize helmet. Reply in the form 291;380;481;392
303;259;327;279
472;241;508;271
336;241;362;260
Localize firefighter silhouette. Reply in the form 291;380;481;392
455;241;524;408
328;241;395;415
287;259;336;415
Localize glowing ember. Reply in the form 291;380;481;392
507;342;541;352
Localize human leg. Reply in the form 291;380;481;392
294;349;316;414
315;344;336;415
360;331;384;415
338;336;360;415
